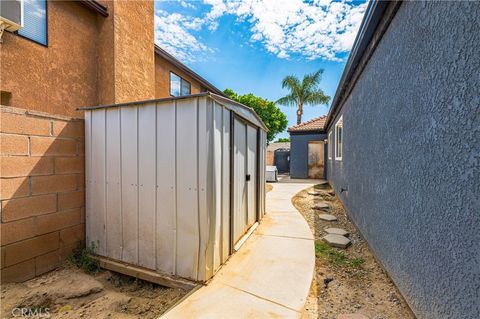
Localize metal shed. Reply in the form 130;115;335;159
81;93;267;283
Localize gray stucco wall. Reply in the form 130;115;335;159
327;2;480;318
289;132;326;178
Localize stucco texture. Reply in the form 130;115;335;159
327;2;480;318
290;133;326;179
113;0;155;103
0;1;98;117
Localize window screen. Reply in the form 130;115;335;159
18;0;47;45
181;79;191;96
170;72;181;96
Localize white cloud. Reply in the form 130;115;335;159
154;10;214;63
201;0;368;61
180;1;195;9
154;0;367;63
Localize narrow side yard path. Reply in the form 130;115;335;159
161;182;316;319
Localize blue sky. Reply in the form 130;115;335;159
154;0;367;139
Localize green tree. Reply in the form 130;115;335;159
224;89;288;143
275;137;290;143
277;70;330;125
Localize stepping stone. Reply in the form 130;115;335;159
313;202;329;210
323;234;351;249
308;191;321;196
318;214;337;221
325;227;349;237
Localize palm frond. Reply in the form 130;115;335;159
276;94;297;106
302;69;324;91
304;90;330;106
281;75;301;94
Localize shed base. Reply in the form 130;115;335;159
95;256;199;291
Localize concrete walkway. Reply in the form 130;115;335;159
161;182;315;319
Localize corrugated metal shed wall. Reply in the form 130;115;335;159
85;96;266;282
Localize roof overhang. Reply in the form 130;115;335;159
78;0;108;17
154;45;226;97
324;1;402;131
288;129;325;135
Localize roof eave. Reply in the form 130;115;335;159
154;45;226;97
324;1;402;131
78;0;109;17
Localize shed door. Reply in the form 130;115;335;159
233;117;258;246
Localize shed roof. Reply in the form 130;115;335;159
287;115;326;133
267;142;290;151
78;92;267;131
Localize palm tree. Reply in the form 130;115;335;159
277;70;330;125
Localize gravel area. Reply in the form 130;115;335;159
294;184;415;319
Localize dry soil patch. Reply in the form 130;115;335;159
294;184;415;319
1;265;188;319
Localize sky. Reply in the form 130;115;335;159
154;0;368;139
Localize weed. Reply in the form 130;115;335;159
69;241;100;273
315;241;364;268
350;258;365;268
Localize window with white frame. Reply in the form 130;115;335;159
335;116;343;160
328;131;332;160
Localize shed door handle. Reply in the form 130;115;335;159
246;174;251;181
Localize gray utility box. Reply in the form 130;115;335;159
266;166;278;182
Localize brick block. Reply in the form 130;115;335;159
1;259;35;283
35;250;61;276
0;112;50;136
0;218;36;246
78;141;85;155
60;223;85;246
59;242;79;260
35;208;81;236
77;173;85;188
3;232;59;267
30;136;77;156
55;157;84;174
0;177;30;200
31;174;77;195
58;190;84;210
1;156;54;177
1;247;5;269
0;134;29;155
52;120;84;139
1;194;57;222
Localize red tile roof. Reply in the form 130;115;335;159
288;115;326;133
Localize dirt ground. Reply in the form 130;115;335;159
1;265;188;319
293;184;415;319
266;183;273;193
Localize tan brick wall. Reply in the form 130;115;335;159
0;106;85;282
266;151;275;166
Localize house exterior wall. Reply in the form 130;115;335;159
110;0;155;104
289;133;326;179
0;1;99;117
154;55;204;98
326;2;480;318
0;0;158;282
1;106;85;282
